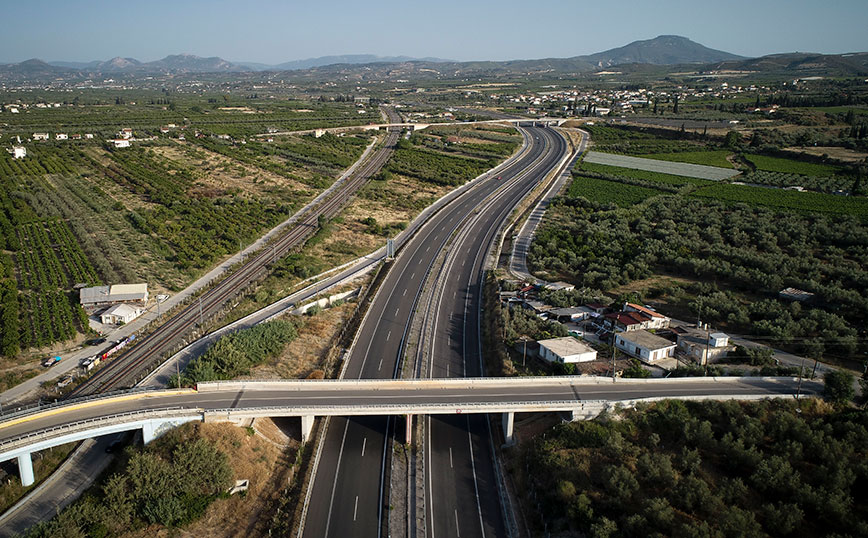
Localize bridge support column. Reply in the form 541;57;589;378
17;453;34;487
405;415;412;445
142;421;157;445
502;412;515;446
301;415;315;444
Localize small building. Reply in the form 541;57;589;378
160;126;170;134
33;133;49;141
55;133;68;140
585;303;609;314
623;303;670;330
80;283;148;309
71;133;82;140
538;336;598;364
10;146;26;159
677;329;734;365
314;129;326;138
547;306;593;323
779;287;814;302
523;300;554;316
100;303;143;325
615;330;676;364
111;139;131;148
604;311;647;332
118;128;133;139
543;281;575;292
84;133;94;139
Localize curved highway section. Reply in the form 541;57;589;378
300;125;566;538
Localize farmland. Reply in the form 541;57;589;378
566;175;667;207
692;183;868;219
584;151;741;181
0;99;377;359
643;149;735;169
578;161;713;187
745;154;844;176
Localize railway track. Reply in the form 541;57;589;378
70;109;401;396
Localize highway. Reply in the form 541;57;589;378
417;125;568;538
299;125;564;538
68;107;402;396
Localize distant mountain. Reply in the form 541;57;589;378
709;52;868;76
584;35;744;67
1;58;71;77
266;54;450;71
145;54;243;73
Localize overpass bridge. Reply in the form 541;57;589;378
0;376;817;486
257;118;566;138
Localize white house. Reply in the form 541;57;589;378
111;139;131;148
538;337;598;364
84;133;94;139
33;133;49;141
11;146;26;159
314;129;326;138
118;128;133;139
100;303;143;325
615;330;676;364
677;330;733;365
55;133;68;140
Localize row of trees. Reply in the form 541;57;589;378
178;320;299;385
529;194;868;359
26;426;233;536
521;399;868;537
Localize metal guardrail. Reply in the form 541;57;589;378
0;407;193;452
0;386;169;422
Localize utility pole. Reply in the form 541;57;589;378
796;357;805;400
523;337;527;368
198;297;203;327
704;324;711;377
175;357;180;389
611;332;617;382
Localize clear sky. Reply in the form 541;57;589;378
1;0;866;64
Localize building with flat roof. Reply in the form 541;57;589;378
615;330;676;364
538;337;598;364
677;329;733;365
100;303;143;325
80;283;148;308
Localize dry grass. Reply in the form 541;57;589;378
151;143;316;199
0;442;77;514
124;422;298;538
784;146;868;163
252;300;357;380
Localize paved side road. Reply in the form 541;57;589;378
0;434;123;537
510;128;588;282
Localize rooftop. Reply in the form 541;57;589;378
619;330;675;350
538;337;596;358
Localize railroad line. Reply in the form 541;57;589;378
70;110;401;396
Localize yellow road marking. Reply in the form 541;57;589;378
0;389;197;432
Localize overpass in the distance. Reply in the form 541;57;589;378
0;376;819;486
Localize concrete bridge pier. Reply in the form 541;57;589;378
502;412;515;446
301;415;315;443
16;453;34;487
405;415;412;445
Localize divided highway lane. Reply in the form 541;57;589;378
422;126;567;538
301;127;554;538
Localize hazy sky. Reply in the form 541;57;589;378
2;0;866;64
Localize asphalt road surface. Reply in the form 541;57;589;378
421;126;568;538
301;125;565;538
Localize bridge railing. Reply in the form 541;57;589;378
0;386;180;422
0;407;194;454
195;375;803;392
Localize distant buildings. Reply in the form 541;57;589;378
111;139;131;148
33;132;49;141
118;128;133;139
10;146;26;159
55;133;68;140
